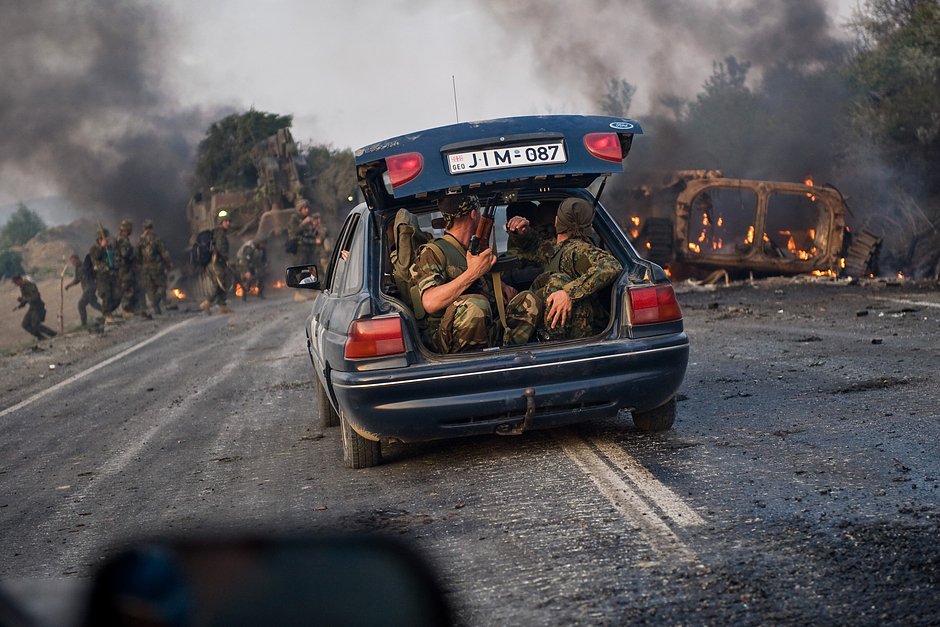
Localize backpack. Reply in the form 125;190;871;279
389;209;432;313
190;229;214;267
82;253;94;279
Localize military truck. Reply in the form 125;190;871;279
622;171;881;279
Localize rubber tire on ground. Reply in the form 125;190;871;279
340;412;381;469
316;375;339;428
631;397;677;432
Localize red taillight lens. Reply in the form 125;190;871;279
583;132;622;162
628;285;683;325
386;152;424;188
345;317;406;359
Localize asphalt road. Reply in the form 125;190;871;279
1;279;939;626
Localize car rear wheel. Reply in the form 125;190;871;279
340;412;381;469
631;397;676;432
316;375;339;428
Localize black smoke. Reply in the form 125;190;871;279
0;0;224;256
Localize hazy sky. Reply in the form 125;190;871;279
1;0;859;209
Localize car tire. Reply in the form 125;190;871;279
631;397;677;432
316;375;339;429
340;412;381;469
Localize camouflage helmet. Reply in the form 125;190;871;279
97;226;110;239
217;210;231;223
438;195;480;226
296;198;310;211
119;219;132;232
142;218;154;229
555;197;594;236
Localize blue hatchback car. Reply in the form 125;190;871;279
287;115;689;468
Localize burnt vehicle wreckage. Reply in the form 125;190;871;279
288;115;689;468
622;170;882;280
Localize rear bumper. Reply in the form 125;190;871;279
329;333;689;442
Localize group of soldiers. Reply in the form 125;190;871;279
408;194;622;354
11;217;173;340
12;198;333;340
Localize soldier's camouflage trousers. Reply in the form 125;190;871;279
141;265;167;312
207;261;230;306
22;305;56;340
96;272;120;316
428;290;540;354
533;272;601;340
118;269;141;312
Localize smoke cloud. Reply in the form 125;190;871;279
0;0;223;254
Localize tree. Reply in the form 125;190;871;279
0;250;24;280
848;0;940;192
597;78;636;118
0;203;46;249
190;109;294;194
303;145;357;231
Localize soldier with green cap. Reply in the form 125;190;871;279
506;197;622;340
137;218;172;314
408;194;541;353
89;226;121;323
201;210;233;314
11;274;57;340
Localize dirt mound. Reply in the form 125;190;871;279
20;218;98;274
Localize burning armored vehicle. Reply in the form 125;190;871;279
623;171;881;279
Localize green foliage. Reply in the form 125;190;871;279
303;145;358;229
597;78;636;117
0;250;24;280
191;109;293;194
848;0;940;191
0;203;46;249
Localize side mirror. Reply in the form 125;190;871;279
285;265;320;290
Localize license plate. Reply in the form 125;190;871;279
447;141;566;174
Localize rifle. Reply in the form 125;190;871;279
468;196;496;255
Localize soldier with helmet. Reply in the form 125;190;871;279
115;219;143;317
89;226;121;323
506;197;622;340
287;199;321;266
201;210;233;314
137;218;173;314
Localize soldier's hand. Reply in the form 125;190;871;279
65;284;72;291
506;216;529;235
546;289;572;329
465;247;496;280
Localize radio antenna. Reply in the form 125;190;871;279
452;75;460;122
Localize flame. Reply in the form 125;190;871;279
897;271;904;280
235;284;261;297
629;216;640;239
688;242;701;253
804;176;817;201
172;288;185;300
812;269;837;277
274;280;285;289
745;225;755;245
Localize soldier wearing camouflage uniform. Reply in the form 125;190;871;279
115;219;142;317
12;275;57;340
287;200;320;266
137;219;172;314
89;227;121;323
65;253;101;326
237;238;267;300
507;197;622;340
409;195;541;353
201;211;232;314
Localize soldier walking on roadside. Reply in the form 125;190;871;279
201;211;233;315
11;275;57;340
89;227;121;323
137;218;172;314
64;253;101;326
115;219;144;318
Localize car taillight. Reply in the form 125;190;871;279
627;284;683;325
583;132;622;162
345;317;406;359
386;152;424;188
